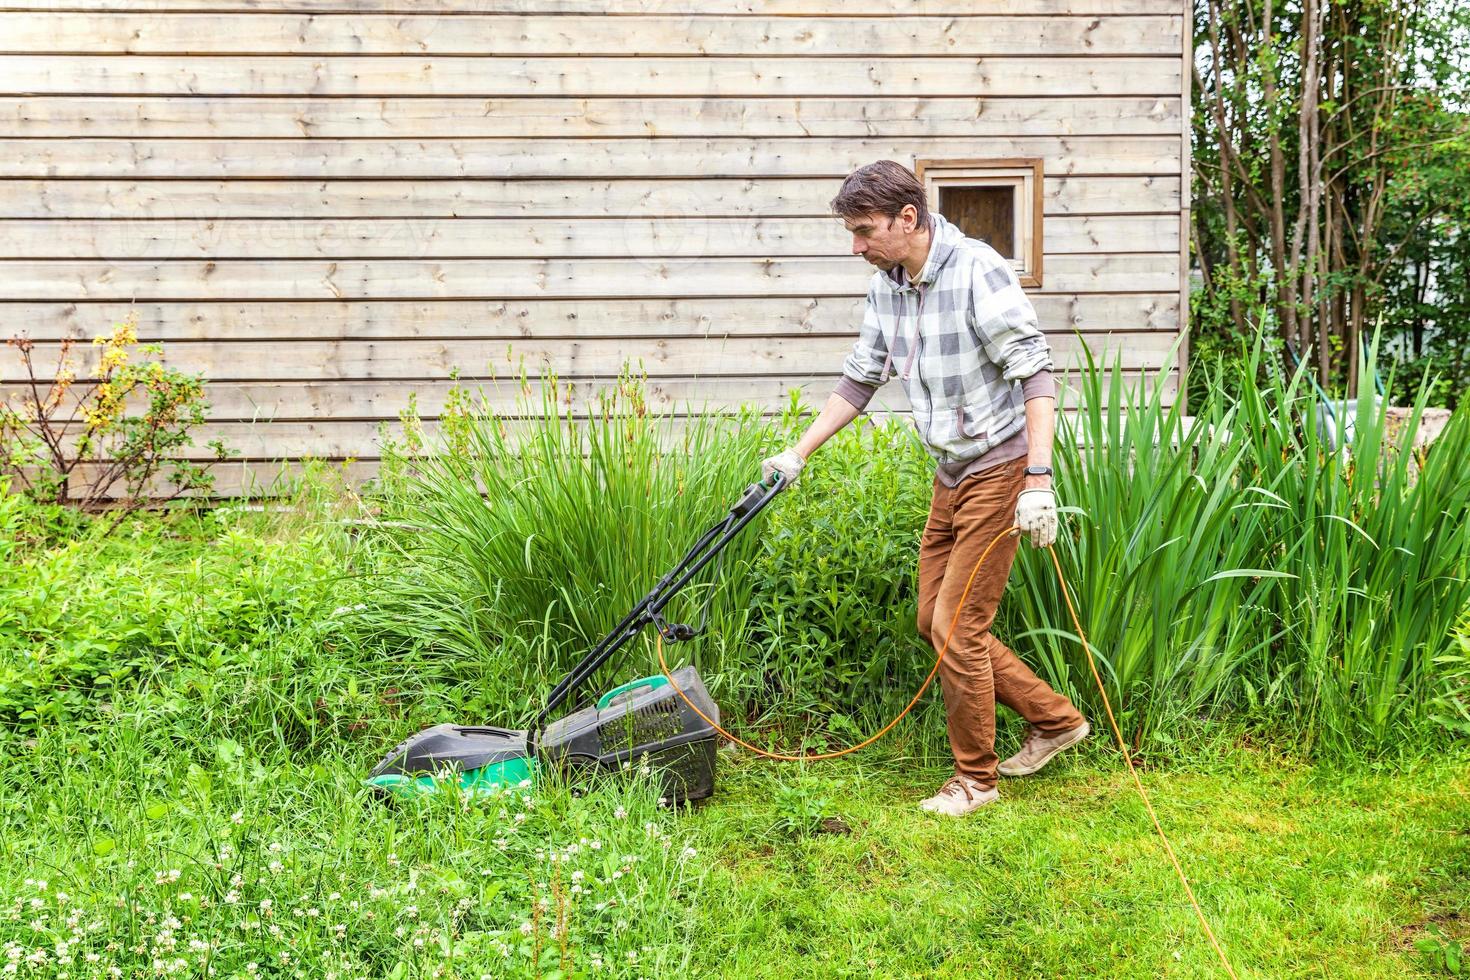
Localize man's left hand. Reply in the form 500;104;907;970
1015;488;1058;548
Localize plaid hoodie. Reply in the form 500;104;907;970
834;212;1053;467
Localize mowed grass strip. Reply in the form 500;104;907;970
685;744;1470;978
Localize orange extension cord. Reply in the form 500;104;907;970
655;525;1240;979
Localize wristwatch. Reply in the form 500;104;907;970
1024;465;1053;478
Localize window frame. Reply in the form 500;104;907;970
914;157;1045;288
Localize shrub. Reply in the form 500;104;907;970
1;311;235;523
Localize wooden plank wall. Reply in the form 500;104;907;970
0;0;1190;497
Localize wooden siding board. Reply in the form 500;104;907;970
0;1;1191;15
3;330;1181;383
16;373;1175;423
1;55;1183;98
5;294;1184;341
2;177;1184;219
1;14;1184;56
6;96;1184;139
0;137;1186;178
0;255;1183;299
1;215;1182;259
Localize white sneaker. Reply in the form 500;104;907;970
918;775;998;817
997;721;1091;777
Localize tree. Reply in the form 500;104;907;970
1191;0;1470;394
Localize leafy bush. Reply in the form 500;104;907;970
0;499;350;734
1;312;236;520
742;405;933;732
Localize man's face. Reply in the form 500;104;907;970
843;209;914;272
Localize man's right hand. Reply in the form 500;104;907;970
760;448;806;487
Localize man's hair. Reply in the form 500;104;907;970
830;160;931;232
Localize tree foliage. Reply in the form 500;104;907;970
1192;0;1470;402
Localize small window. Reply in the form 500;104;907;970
915;158;1043;288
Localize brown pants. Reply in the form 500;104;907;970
916;456;1085;788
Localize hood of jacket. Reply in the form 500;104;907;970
879;213;965;293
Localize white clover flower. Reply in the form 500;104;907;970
230;812;243;825
682;847;698;860
267;861;283;875
386;854;400;867
258;899;272;912
518;921;533;935
267;843;283;854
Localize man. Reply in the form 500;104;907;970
759;160;1090;817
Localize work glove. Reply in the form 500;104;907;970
1015;488;1058;548
760;448;806;487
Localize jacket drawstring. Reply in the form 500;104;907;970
900;281;927;381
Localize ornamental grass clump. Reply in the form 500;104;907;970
1008;326;1470;755
356;367;780;725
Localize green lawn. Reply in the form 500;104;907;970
2;494;1467;978
690;742;1470;978
4;714;1464;978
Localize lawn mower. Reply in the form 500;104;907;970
365;472;787;805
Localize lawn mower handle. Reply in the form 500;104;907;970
529;471;788;745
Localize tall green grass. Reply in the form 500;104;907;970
353;370;783;726
344;332;1468;756
1010;330;1470;753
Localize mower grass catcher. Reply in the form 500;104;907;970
366;475;785;805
